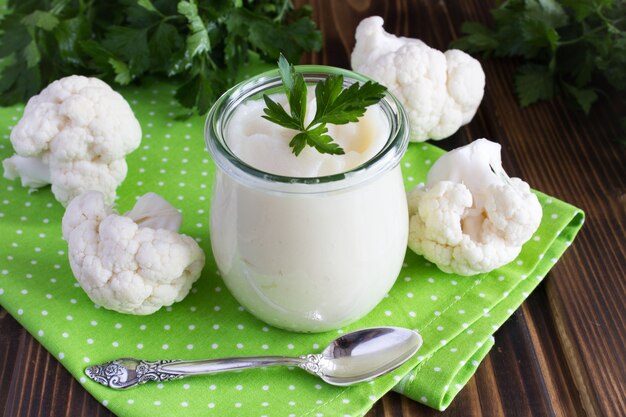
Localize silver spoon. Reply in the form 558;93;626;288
85;326;422;389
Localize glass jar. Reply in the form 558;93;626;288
205;66;409;332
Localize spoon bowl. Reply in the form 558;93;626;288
85;326;423;389
316;327;422;385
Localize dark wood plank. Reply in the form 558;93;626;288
0;313;115;417
522;287;587;417
0;308;21;413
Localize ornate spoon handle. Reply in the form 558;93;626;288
85;354;325;389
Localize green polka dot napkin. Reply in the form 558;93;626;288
0;74;583;416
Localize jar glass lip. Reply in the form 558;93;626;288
204;65;409;194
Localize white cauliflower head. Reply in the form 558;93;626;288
351;16;485;142
3;75;141;206
407;139;542;276
62;191;205;315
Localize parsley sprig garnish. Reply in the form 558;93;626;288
262;55;387;156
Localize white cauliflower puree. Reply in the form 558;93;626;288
225;88;389;176
209;89;408;332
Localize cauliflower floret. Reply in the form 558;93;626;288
407;139;542;276
2;75;141;206
62;191;205;314
351;16;485;142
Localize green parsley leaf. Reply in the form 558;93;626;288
515;64;555;107
288;125;343;157
450;22;499;54
525;0;568;28
174;71;219;114
276;54;307;129
107;57;132;85
302;124;345;156
137;0;160;14
289;131;309;156
278;53;295;93
21;10;60;31
312;78;386;125
102;26;150;78
178;1;211;58
148;22;184;67
53;16;91;65
24;41;41;68
563;83;597;114
262;95;302;131
262;55;386;156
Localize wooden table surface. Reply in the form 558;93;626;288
1;1;625;416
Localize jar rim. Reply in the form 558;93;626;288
204;65;409;194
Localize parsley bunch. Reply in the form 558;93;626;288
0;0;321;114
262;55;387;156
452;0;625;114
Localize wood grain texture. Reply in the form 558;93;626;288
2;1;625;416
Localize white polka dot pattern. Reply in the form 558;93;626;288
0;79;585;415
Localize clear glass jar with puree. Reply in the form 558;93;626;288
205;66;409;332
